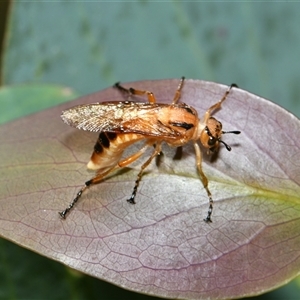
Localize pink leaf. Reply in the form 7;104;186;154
0;79;299;299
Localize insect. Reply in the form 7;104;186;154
59;77;240;222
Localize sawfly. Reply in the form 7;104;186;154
59;77;240;222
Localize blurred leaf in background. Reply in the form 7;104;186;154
0;1;299;300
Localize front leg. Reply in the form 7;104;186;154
193;142;213;222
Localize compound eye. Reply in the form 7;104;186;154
208;135;217;146
205;126;218;146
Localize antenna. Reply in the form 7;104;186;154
220;130;241;151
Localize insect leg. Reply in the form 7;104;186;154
203;83;238;123
114;82;131;95
58;166;117;219
59;186;87;219
193;142;213;222
59;141;155;219
172;76;185;104
127;142;162;204
117;141;153;168
85;141;153;188
114;82;157;104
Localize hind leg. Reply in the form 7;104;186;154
59;140;156;219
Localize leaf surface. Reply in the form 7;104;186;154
0;79;299;300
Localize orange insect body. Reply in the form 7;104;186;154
59;78;240;222
76;103;200;170
87;132;144;171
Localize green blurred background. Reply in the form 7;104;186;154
0;1;299;299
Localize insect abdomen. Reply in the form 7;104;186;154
87;132;145;171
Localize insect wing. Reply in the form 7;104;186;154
61;102;123;132
61;102;181;138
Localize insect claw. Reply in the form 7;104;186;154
204;216;213;223
58;210;67;219
59;186;87;219
114;81;131;95
127;197;136;204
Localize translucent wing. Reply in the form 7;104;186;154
61;101;185;138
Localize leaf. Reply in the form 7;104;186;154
0;79;299;300
0;84;77;125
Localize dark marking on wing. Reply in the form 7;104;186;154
170;122;194;130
